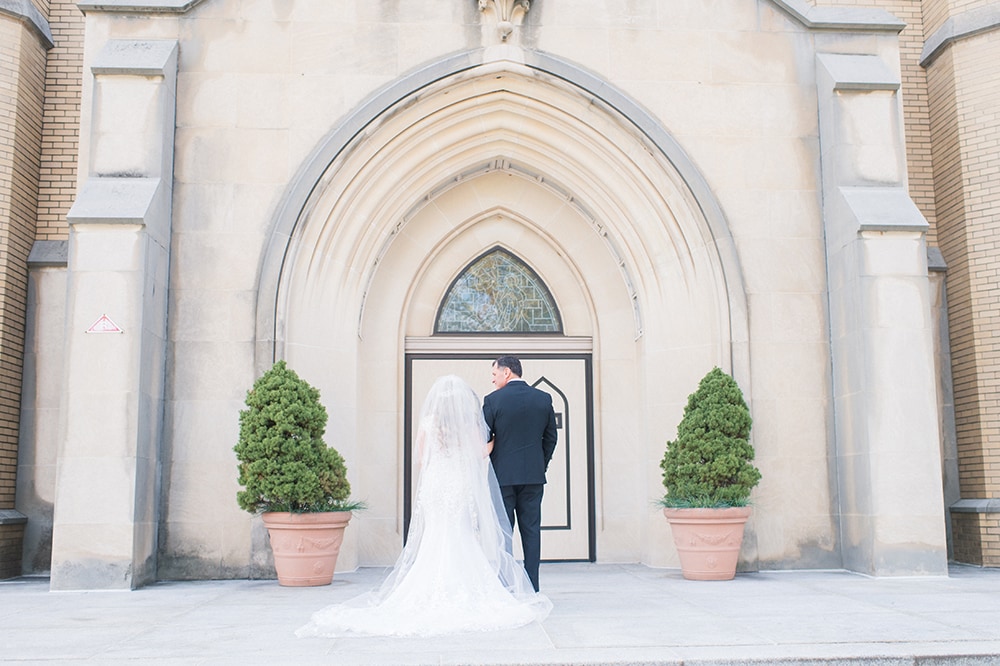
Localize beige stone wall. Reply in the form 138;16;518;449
14;0;990;579
163;0;856;575
34;0;936;580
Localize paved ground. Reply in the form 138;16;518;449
2;563;1000;665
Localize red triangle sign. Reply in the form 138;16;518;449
86;314;123;334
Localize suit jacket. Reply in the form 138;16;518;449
483;380;558;486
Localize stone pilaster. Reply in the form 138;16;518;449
50;40;177;590
816;53;948;575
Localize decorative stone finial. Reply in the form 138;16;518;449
478;0;530;41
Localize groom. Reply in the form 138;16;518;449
483;355;558;592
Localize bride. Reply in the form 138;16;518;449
296;375;552;637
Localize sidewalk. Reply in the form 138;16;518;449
2;563;1000;665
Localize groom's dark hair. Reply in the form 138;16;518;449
495;355;522;377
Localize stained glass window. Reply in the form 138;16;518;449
435;248;562;333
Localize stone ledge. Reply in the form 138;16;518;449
922;4;1000;66
28;240;68;268
74;0;906;33
840;187;929;233
0;0;54;48
817;53;900;92
771;0;905;32
0;510;27;526
927;247;947;273
67;177;161;225
951;498;1000;514
78;0;202;13
92;40;179;77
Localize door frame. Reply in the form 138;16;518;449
403;350;596;562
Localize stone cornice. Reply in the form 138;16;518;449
0;509;27;525
921;4;1000;67
951;498;1000;514
770;0;905;32
77;0;204;13
28;240;69;268
67;178;162;225
0;0;54;48
74;0;905;35
91;39;179;76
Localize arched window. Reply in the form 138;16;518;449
435;247;563;333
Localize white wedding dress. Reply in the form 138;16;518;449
296;375;552;638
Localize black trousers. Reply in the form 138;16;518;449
500;483;544;592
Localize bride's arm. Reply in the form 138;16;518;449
485;439;494;456
416;429;426;466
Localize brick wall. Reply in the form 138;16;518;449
0;14;49;578
0;521;26;579
35;0;83;243
930;31;1000;501
923;0;996;35
924;0;1000;564
951;512;1000;566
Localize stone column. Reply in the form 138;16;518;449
816;53;948;575
50;40;177;590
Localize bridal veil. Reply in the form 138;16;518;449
296;375;552;637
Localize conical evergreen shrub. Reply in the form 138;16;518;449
235;360;353;513
660;367;760;507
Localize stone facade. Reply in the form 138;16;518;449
1;0;998;586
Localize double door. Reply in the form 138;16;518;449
405;354;594;561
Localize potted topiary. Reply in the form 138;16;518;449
659;366;761;580
235;360;361;586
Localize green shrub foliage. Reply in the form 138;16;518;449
235;360;351;513
660;367;761;507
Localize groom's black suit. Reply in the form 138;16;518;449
483;379;558;591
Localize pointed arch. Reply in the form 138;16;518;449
435;246;563;334
252;51;755;569
254;49;749;385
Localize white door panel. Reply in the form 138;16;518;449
407;355;593;561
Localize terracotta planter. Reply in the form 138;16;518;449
662;506;751;581
261;511;352;586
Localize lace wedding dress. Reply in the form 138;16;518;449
296;375;552;638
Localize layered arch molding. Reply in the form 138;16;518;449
254;49;750;567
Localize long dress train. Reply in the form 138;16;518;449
296;375;552;638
